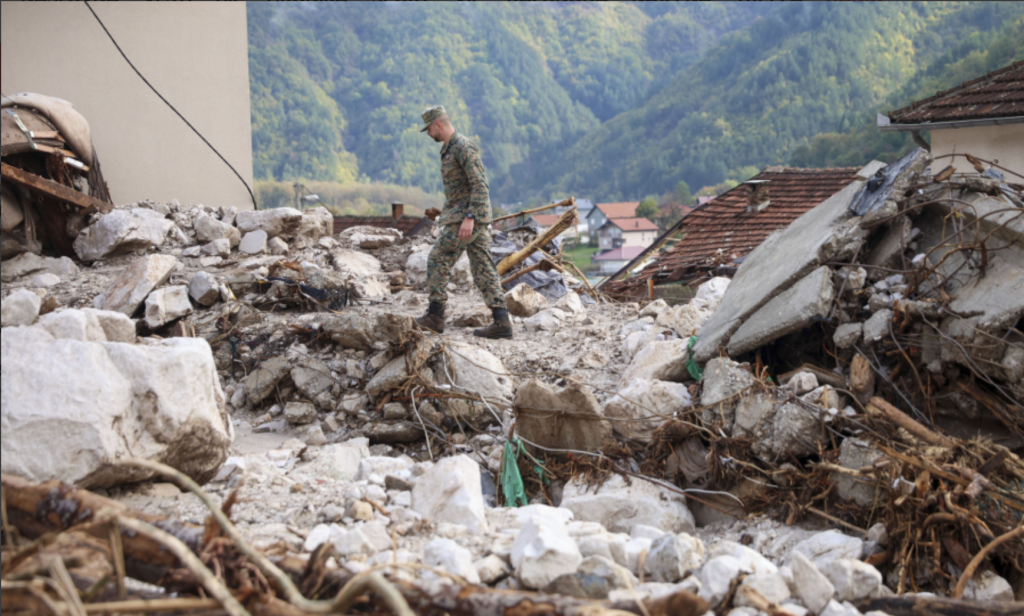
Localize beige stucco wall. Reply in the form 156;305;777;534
1;1;254;209
930;123;1024;176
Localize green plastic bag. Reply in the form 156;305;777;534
686;335;704;381
500;438;528;508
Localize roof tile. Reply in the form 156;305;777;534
888;60;1024;124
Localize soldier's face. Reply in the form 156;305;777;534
426;122;443;142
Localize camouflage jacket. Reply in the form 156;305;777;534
438;132;491;226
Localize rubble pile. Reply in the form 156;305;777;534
2;153;1023;615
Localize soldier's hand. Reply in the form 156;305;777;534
458;217;474;240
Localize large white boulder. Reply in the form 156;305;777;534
235;207;303;238
411;455;488;534
603;378;691;440
511;511;582;589
560;474;694;535
1;289;42;327
788;531;864;569
36;309;106;342
94;254;179;316
74;208;175;261
1;253;78;283
1;325;232;488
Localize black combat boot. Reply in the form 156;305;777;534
473;307;513;339
415;301;446;333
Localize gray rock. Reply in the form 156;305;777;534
322;313;374;350
833;323;863;349
240;356;292;405
201;238;231;257
74;208;174;261
95;254;179;316
524;308;565;332
832;438;883;507
790;550;835;614
645;533;703;583
560;474;694;536
83;309;136;343
28;273;61;288
506;283;548;317
36;309;106;342
188;271;221;306
194;215;241;247
144;285;192;328
474;554;512;585
789;530;864;569
285;401;317;425
960;570;1015;603
728;265;835;356
239;230;268;254
821;559;881;602
699;555;741;606
619;338;692;386
1;253;78;282
267;236;289;255
511;511;581;589
1;288;42;327
364;421;422;444
382;403;408;420
412;454;488;534
785;371;819;395
424;538;481;584
604;378;691;441
235;207;303;238
734;573;791;608
291;358;333;400
862;309;893;344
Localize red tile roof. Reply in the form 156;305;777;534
888;60;1024;124
593;246;647;261
606;217;659;232
531;214;563;228
596;202;639;218
603;166;861;296
333;216;433;237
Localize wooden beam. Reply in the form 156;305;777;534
492;197;575;224
496;203;577;276
1;163;111;214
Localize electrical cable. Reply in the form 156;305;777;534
82;1;258;209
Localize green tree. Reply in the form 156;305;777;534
636;196;659;219
672;180;693;205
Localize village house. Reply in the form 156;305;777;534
878;60;1023;174
591;245;649;276
595;216;659;251
585;201;638;244
601;165;876;297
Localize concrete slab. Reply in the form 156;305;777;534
693;179;865;363
727;266;835;356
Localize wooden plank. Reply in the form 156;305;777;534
492;197;575;224
1;163;111;213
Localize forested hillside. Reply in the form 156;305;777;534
247;1;1024;208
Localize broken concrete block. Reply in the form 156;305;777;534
727;265;835;356
700;357;756;427
1;288;42;327
74;208;175;261
95;254;179;316
188;271;221;307
241;356;292;405
1;327;232;488
515;379;610;453
833;322;863;349
693;178;868;363
235;207;303;238
506;283;548;317
862;309;893;344
239;230;268;255
603;378;691;440
619;338;691;386
560;474;695;536
144;285;193;329
284;401;317;425
194;215;241;247
1;252;79;283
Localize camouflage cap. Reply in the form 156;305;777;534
419;105;448;132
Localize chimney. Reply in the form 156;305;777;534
392;203;404;220
745;181;770;212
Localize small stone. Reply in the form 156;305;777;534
785;371;818;395
385;474;414;491
201;238;231;257
790;531;864;569
790;550;834;614
304;524;332;552
424;538;481;584
863;309;893;344
144;285;193;329
188;271;221;306
511;513;582;590
699;555;741;606
819;599;861;616
285;401;317;425
821;559;881;602
475;554;512;585
833;323;863;349
382;402;408;420
239;230;269;254
28;273;61;288
505;283;548;318
960;570;1014;603
734;573;791;608
268;236;289;255
346;501;374;521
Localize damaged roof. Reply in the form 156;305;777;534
333;215;433;238
603;166;862;295
887;60;1024;125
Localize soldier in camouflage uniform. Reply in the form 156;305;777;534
414;106;512;339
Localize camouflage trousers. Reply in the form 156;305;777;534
427;223;507;310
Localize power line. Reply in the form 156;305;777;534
82;1;259;209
